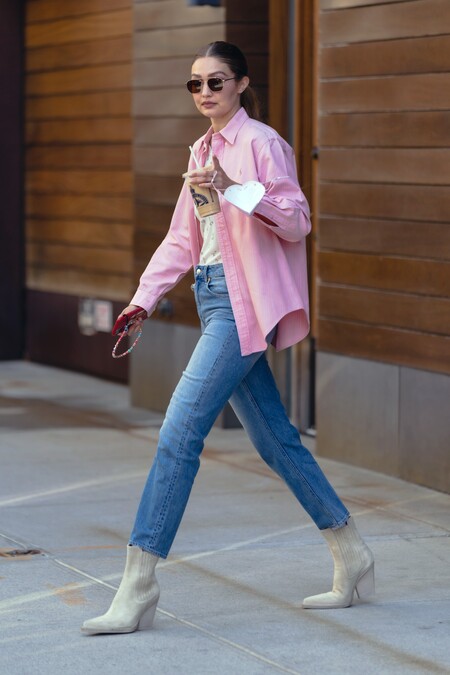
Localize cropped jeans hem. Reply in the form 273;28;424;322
128;540;166;559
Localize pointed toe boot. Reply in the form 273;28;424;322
303;517;374;609
81;545;160;635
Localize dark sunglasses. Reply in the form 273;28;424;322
186;77;236;94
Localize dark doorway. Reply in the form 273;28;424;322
0;0;25;359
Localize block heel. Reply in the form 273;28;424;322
138;597;159;630
355;562;375;599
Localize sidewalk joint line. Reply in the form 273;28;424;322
0;471;147;508
51;558;303;675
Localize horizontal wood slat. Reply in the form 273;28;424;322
26;0;131;24
319;217;450;261
27;145;132;169
135;1;225;30
318;251;450;297
26;194;133;221
134;118;208;146
27;119;132;144
320;111;450;148
27;267;132;302
135;204;173;237
135;175;183;206
26;64;132;96
320;35;450;78
320;148;450;185
134;89;197;117
134;147;190;176
135;25;226;60
26;170;133;195
27;92;130;120
27;37;131;73
27;218;133;247
27;242;132;274
318;319;450;375
319;284;450;335
319;183;450;222
26;10;132;48
320;0;449;45
134;57;194;88
320;74;450;113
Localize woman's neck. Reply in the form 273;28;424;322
211;103;241;133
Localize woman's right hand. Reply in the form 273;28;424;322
117;305;147;335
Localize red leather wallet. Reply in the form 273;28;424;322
112;307;147;336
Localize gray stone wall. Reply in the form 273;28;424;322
316;352;450;494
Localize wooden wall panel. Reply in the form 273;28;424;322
320;149;450;185
321;74;450;113
319;286;450;336
319;183;450;222
319;218;450;261
26;0;131;23
26;10;132;48
226;0;269;118
26;64;132;96
26;219;132;247
26;145;132;169
318;319;450;374
318;252;449;297
133;0;269;327
320;111;450;148
26;170;133;194
27;93;130;119
27;119;132;143
24;0;133;303
321;35;450;78
135;0;222;28
27;36;131;72
320;0;448;44
316;0;450;374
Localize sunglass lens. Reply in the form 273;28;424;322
208;78;223;92
187;80;202;93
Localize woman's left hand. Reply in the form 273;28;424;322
186;155;239;191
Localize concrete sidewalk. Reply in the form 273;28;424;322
0;360;449;675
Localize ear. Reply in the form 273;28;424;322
237;76;250;94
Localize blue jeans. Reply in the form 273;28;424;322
129;264;349;558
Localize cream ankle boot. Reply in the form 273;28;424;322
81;545;160;634
302;517;374;609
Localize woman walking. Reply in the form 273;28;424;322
82;41;374;635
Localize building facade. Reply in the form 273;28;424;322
2;0;449;492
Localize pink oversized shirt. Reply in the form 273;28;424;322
131;107;311;356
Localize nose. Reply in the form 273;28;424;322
200;80;212;95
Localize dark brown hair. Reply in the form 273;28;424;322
193;41;261;121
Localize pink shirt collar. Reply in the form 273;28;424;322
201;106;249;150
